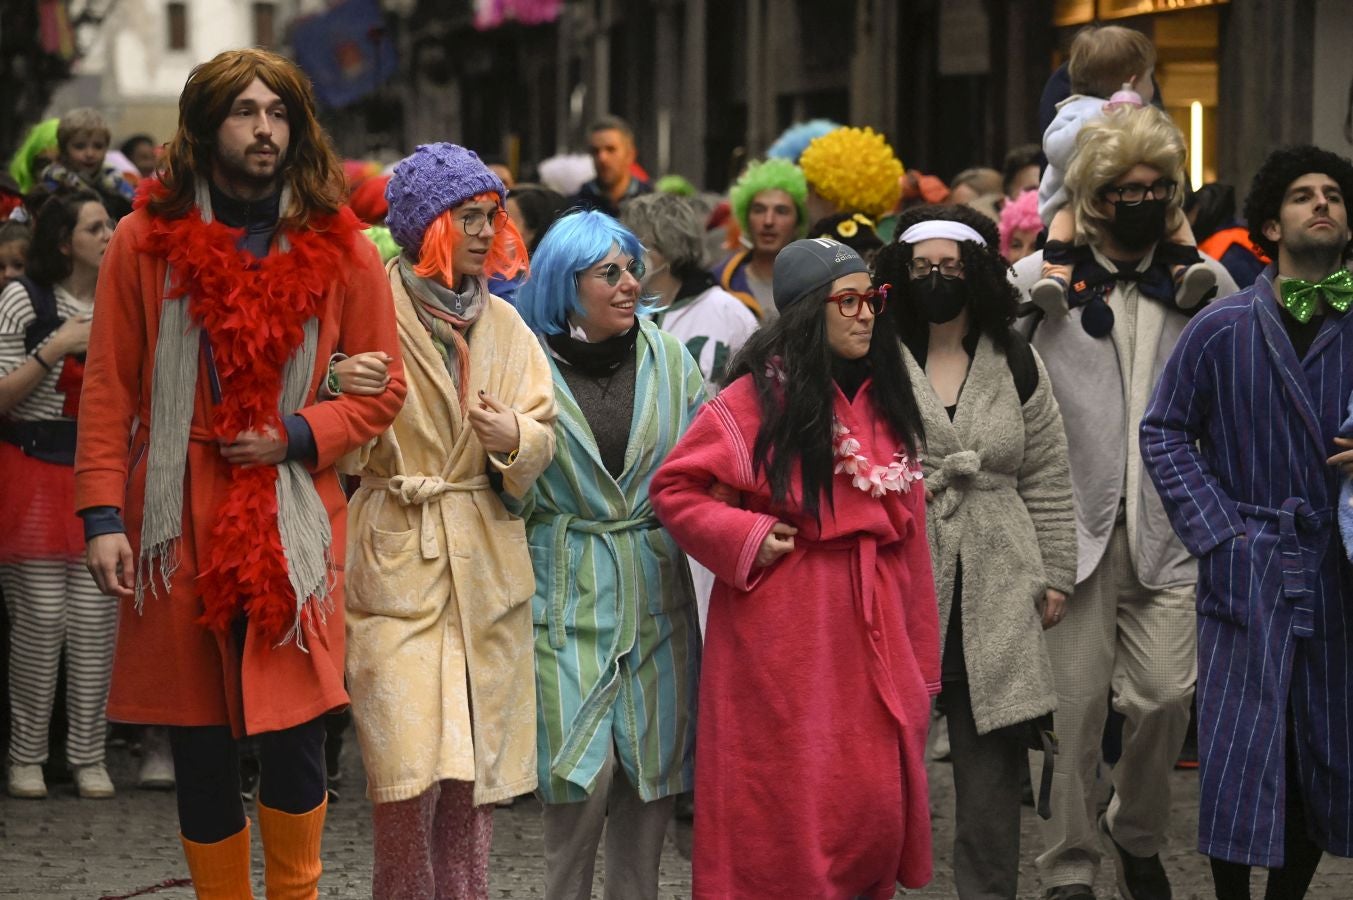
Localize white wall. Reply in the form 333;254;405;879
53;0;324;144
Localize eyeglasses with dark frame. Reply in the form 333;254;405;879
825;284;889;318
458;207;509;236
1098;178;1177;206
907;258;964;280
581;257;647;287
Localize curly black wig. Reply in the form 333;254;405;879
1243;145;1353;260
874;203;1020;358
722;283;925;522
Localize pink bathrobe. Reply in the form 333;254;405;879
651;374;940;898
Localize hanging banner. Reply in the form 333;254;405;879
292;0;398;108
473;0;563;32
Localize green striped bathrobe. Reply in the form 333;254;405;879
523;321;705;804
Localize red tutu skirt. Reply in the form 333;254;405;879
0;440;85;563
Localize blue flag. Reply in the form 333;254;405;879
291;0;397;109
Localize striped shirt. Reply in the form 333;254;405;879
0;280;90;422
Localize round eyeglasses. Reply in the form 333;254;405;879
458;207;509;236
908;258;964;280
583;258;647;287
826;284;889;318
1098;178;1177;206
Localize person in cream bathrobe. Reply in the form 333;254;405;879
342;144;557;900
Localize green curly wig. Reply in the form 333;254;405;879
656;174;697;197
799;126;904;219
729;158;809;237
8;119;59;193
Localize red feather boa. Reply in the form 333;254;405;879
135;181;360;641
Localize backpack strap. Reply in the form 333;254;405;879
1005;328;1039;406
19;276;62;354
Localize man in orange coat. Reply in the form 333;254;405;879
75;49;405;898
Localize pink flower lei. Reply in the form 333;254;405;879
764;357;924;498
831;420;924;498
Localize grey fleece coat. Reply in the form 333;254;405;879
907;335;1077;735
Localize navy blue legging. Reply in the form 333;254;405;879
169;715;327;843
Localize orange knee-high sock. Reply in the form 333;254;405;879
257;798;326;900
180;819;255;900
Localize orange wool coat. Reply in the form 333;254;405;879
74;209;405;737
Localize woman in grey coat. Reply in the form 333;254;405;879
876;205;1077;900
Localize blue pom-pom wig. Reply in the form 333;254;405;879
515;209;650;335
766;119;842;164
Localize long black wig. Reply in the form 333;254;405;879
721;283;926;522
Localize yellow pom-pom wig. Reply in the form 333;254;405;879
799;126;904;219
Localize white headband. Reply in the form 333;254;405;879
897;220;988;247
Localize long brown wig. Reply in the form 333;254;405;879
149;48;345;229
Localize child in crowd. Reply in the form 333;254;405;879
39;109;136;220
0;222;30;290
1032;24;1214;315
998;186;1043;265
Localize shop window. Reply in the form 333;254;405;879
1155;9;1220;186
1052;7;1221;188
1099;0;1228;19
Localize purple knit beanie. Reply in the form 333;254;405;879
385;143;507;255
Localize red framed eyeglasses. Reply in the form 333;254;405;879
825;284;889;318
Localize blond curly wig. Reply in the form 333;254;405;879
1065;105;1187;248
798;126;904;219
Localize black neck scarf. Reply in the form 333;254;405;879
547;322;641;376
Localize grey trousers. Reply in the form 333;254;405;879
1032;524;1196;888
541;744;675;900
943;678;1026;900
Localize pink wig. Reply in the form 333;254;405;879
998;188;1042;259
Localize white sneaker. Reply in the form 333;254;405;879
1031;276;1070;317
7;763;47;799
138;727;176;790
1175;262;1217;310
75;762;116;799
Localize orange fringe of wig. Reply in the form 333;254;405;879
413;191;529;285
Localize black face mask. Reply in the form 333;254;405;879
912;272;967;323
1105;199;1169;251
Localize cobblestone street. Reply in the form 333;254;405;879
3;739;1352;899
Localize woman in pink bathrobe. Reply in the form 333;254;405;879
651;238;940;898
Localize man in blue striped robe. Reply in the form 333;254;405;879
1142;145;1353;899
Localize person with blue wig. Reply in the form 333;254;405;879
513;209;705;900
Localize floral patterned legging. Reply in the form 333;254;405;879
371;779;494;900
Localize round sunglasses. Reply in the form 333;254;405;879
581;258;647;287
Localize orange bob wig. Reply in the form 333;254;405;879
413;191;530;286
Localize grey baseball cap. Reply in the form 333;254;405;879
772;238;869;312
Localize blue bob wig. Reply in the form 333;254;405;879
515;209;649;335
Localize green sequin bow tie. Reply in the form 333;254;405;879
1279;269;1353;324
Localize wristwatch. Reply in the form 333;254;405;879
326;359;342;396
